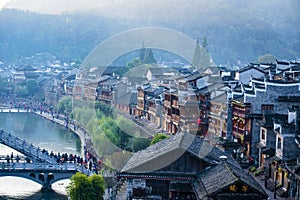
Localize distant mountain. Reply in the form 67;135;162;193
0;0;299;66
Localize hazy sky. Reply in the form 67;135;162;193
0;0;9;9
1;0;299;26
1;0;125;13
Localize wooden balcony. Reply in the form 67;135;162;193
233;110;245;118
148;106;156;113
164;114;172;122
138;92;144;99
97;87;111;92
136;104;144;110
233;129;245;136
172;100;179;108
98;95;112;101
209;122;221;130
164;100;171;107
233;107;251;116
172;114;180;123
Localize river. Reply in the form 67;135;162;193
0;112;81;200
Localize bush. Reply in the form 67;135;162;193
249;166;256;173
254;169;264;176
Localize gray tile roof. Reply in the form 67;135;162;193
193;161;268;199
121;132;235;173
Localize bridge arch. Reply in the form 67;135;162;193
0;170;76;190
0;173;46;187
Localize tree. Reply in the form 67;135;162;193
139;42;146;62
95;101;115;118
66;172;105;200
191;39;211;70
143;48;156;64
202;35;208;51
257;54;277;64
15;85;28;97
131;137;151;152
150;133;169;145
89;174;106;200
57;96;72;114
139;42;156;64
0;78;8;94
26;80;38;96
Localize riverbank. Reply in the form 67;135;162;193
0;108;96;160
35;111;87;156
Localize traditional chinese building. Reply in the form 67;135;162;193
193;158;268;200
163;88;180;134
207;92;227;142
264;108;300;198
119;132;268;200
96;76;119;104
256;114;285;168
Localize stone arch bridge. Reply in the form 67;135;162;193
0;129;114;190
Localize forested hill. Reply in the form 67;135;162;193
1;0;299;65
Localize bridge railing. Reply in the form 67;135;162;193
0;130;57;163
0;161;118;178
0;162;90;173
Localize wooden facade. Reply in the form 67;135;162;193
163;91;180;134
120;132;268;200
231;100;252;156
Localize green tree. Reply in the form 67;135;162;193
66;172;105;200
143;48;156;64
139;42;156;64
139;42;146;62
0;78;8;94
26;80;38;96
202;35;208;51
89;174;106;200
257;54;277;64
131;137;151;152
191;39;211;70
150;133;169;145
127;57;142;69
95;101;115;118
15;85;28;97
57;96;72;114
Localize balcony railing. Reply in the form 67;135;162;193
233;129;245;135
172;114;180;123
148;106;156;113
164;114;172;121
98;95;112;101
164;101;171;107
233;110;245;118
172;100;179;108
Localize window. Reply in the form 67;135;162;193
277;137;282;149
261;104;274;111
261;129;266;140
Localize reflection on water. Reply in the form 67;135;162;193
0;112;81;199
0;113;81;154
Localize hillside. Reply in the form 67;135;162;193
0;0;299;65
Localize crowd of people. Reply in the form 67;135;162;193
5;152;21;163
3;147;101;174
